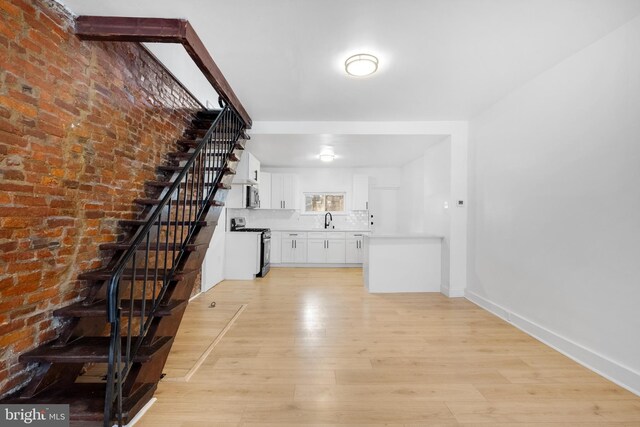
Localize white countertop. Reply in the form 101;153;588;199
365;233;444;239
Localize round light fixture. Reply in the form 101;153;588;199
345;53;379;77
319;153;335;162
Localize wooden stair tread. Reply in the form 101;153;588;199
145;180;230;190
158;165;235;174
119;219;211;227
54;299;187;318
195;109;222;119
184;127;238;136
78;267;198;281
178;139;245;150
4;382;156;425
167;151;239;161
99;241;201;251
134;198;224;207
20;337;173;364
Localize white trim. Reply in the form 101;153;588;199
440;283;465;298
113;397;157;427
271;263;362;268
188;291;202;302
465;290;640;397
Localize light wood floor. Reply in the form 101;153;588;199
137;268;640;426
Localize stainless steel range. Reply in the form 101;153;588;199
230;217;270;277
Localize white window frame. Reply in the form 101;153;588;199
302;192;347;215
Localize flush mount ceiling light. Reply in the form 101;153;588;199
345;53;379;77
319;153;335;162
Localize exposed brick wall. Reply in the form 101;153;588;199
0;0;202;396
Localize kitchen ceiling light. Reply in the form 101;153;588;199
345;54;378;77
319;153;335;162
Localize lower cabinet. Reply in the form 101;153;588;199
308;238;346;263
274;231;368;265
346;233;366;263
281;232;307;263
307;239;326;263
327;239;346;263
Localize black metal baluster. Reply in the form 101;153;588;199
141;233;150;335
152;210;162;311
126;253;136;365
164;191;174;295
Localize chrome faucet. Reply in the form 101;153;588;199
324;212;333;229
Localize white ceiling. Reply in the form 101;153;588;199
59;0;640;121
248;134;447;168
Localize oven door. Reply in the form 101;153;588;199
262;235;271;267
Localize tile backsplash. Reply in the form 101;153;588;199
227;209;370;231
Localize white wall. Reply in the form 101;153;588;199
202;208;226;291
467;15;640;394
423;141;452;288
398;156;426;234
398;139;452;288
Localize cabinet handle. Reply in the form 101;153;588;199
366;201;368;209
294;240;296;249
283;200;286;209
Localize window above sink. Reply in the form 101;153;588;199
304;192;345;213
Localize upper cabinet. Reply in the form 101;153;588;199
271;173;298;210
233;152;261;184
258;171;271;209
352;174;369;210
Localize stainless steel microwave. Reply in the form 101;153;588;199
245;185;260;209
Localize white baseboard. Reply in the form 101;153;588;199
271;263;362;268
114;397;156;426
188;292;202;302
465;290;640;397
440;283;465;298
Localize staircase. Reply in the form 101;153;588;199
2;106;248;426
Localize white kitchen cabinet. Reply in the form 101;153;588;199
271;231;281;264
346;239;359;263
281;232;307;263
306;232;346;263
346;232;368;263
326;239;346;263
225;232;261;279
271;173;298;210
258;171;271;209
352;174;370;211
233;152;260;184
307;239;326;263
